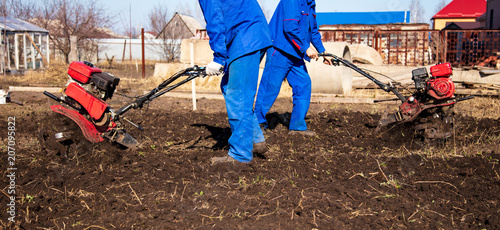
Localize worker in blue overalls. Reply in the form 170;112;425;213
255;0;333;136
198;0;272;164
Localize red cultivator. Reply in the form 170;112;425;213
41;61;206;150
320;53;474;140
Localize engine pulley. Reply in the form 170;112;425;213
427;78;455;100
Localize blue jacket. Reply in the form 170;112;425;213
269;0;325;61
198;0;272;67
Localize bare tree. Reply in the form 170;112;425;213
121;25;140;39
115;4;140;39
434;0;448;15
149;5;170;36
31;0;111;63
148;4;196;62
147;4;173;61
0;0;38;19
409;0;425;23
429;0;448;62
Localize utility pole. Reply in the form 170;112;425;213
129;4;133;78
141;28;145;79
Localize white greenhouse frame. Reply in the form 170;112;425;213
0;17;50;73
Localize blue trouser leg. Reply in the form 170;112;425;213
255;48;291;126
255;48;310;130
221;50;265;163
287;60;311;131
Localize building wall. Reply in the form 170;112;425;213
486;0;500;29
434;18;477;30
95;39;180;63
159;14;195;40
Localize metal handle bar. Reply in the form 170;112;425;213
319;53;406;102
115;66;206;116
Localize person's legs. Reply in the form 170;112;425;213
219;50;262;163
252;113;265;144
255;48;292;127
252;49;269;145
286;60;311;131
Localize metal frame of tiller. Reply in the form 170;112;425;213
319;53;474;136
43;65;206;149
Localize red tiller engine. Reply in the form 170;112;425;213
67;61;119;101
43;61;139;148
413;63;454;100
64;61;119;123
396;63;456;123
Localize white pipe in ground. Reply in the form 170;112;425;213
306;42;353;95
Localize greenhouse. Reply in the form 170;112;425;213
0;16;49;73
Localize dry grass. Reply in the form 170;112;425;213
2;60;68;86
455;96;500;120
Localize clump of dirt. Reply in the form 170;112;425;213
1;92;500;229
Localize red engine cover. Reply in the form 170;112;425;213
65;82;108;120
430;63;452;78
68;62;102;84
427;78;455;100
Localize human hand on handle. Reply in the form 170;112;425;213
319;52;338;66
308;48;334;65
205;62;223;76
323;55;334;66
306;47;318;61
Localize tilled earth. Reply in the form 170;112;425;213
1;91;500;229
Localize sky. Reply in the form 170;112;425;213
102;0;453;33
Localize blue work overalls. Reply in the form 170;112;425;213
199;0;272;163
255;0;325;131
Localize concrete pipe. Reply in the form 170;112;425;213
306;42;352;95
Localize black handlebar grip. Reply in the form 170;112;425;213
115;103;135;116
43;91;62;103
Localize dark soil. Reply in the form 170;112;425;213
1;90;500;229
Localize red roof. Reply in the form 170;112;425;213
432;0;486;19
